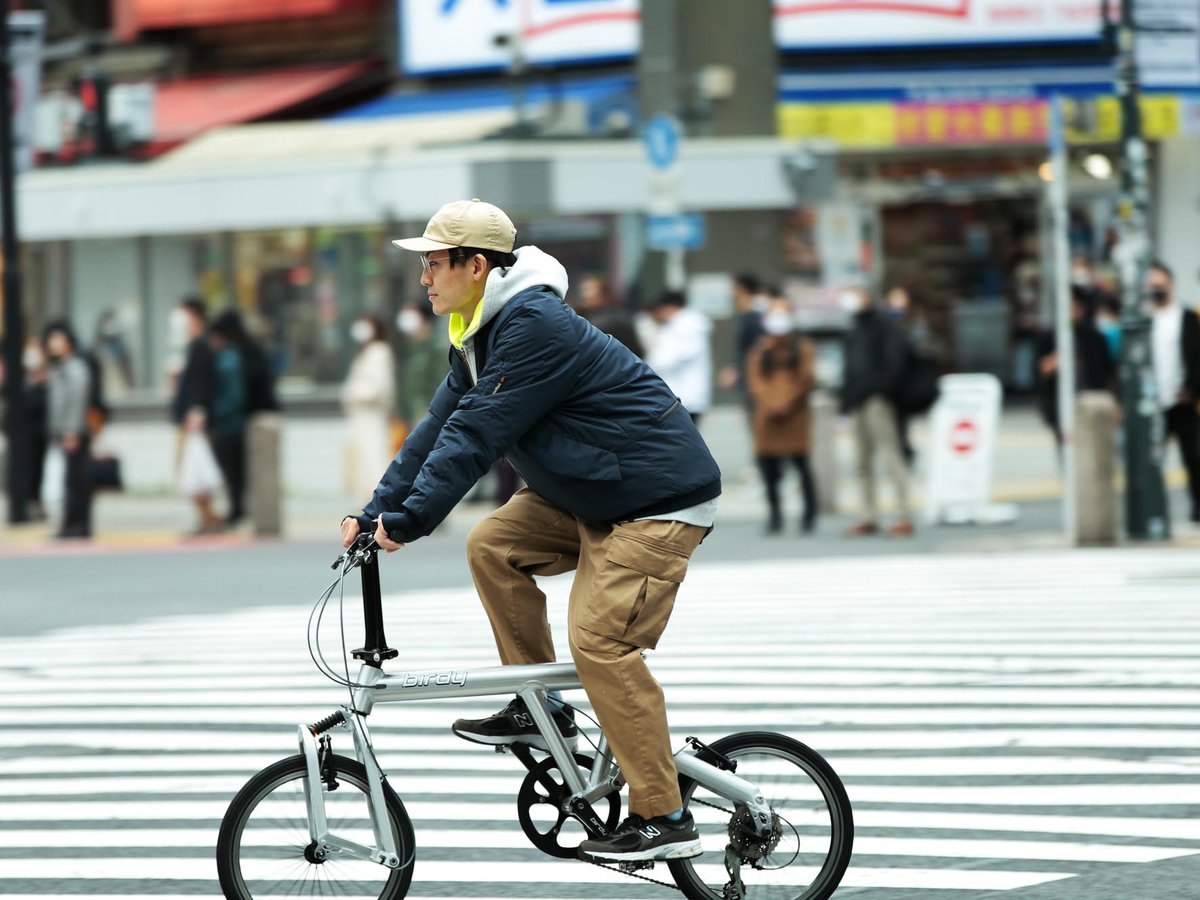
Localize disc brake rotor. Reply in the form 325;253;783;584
516;753;621;859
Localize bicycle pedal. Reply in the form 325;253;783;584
618;861;654;874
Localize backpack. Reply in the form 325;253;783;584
893;346;940;415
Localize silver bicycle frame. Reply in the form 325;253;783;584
299;659;773;867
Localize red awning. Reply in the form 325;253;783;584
114;0;378;40
148;61;373;155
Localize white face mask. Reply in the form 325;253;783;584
396;309;424;336
840;290;864;314
169;308;192;343
350;320;374;344
762;312;794;336
23;348;44;370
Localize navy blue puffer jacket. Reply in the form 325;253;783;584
361;287;721;544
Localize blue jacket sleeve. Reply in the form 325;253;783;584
380;303;578;543
359;367;463;528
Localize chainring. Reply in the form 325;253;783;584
516;753;621;859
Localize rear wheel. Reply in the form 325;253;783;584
668;732;853;900
216;754;415;900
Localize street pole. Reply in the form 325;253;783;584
1;12;31;525
1114;0;1170;539
1048;96;1076;544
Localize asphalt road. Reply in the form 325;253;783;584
3;505;1199;898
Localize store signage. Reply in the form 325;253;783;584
774;0;1116;50
7;11;45;173
896;99;1048;145
646;213;706;251
401;0;639;75
780;95;1184;147
401;1;1111;75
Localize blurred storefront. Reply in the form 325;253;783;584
13;0;1200;402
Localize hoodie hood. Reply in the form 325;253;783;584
449;245;569;350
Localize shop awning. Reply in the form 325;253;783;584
148;61;375;155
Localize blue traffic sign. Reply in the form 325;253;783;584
643;114;681;171
646;213;706;251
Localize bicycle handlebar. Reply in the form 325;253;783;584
331;534;380;571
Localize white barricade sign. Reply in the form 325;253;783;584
924;373;1018;525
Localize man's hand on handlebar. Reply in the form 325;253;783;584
340;516;361;549
374;517;406;553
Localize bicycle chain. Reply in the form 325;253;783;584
585;795;737;892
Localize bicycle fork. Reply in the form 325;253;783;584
298;705;402;870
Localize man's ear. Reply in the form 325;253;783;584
472;253;487;280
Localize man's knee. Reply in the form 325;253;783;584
466;513;519;568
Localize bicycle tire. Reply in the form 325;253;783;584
668;731;853;900
216;753;416;900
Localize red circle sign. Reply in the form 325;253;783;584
950;419;978;455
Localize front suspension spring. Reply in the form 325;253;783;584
310;710;346;735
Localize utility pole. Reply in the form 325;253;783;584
1;11;31;525
1047;96;1076;544
1114;0;1170;539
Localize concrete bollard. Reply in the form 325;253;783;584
1074;390;1118;546
247;412;284;537
810;389;839;515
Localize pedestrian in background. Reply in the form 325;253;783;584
717;273;766;399
1094;292;1123;364
745;293;818;534
888;283;940;465
396;302;446;431
645;290;713;425
206;309;279;527
1035;286;1114;450
341;314;396;498
17;336;50;521
170;298;223;534
43;321;93;539
575;273;644;358
93;309;135;397
840;285;914;537
1146;260;1200;525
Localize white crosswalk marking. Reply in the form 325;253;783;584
1;548;1198;898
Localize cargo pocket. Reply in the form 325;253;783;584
577;531;690;651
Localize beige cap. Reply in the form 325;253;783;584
392;198;516;254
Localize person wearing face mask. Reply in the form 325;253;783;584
42;321;93;539
396;302;447;430
839;284;914;537
1147;260;1200;524
340;315;396;499
170;298;223;535
745;294;818;534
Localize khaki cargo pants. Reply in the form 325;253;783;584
467;487;706;818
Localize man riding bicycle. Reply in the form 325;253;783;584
341;199;721;863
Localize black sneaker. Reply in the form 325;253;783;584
578;812;703;862
451;697;578;751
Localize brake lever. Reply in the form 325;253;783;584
331;537;380;570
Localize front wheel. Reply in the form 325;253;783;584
216;754;415;900
668;732;853;900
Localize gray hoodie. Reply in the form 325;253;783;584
449;245;569;383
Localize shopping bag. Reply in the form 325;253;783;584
41;444;65;509
178;431;223;498
88;454;124;491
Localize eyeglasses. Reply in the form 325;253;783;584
420;252;451;272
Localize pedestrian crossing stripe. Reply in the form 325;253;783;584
1;549;1198;896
